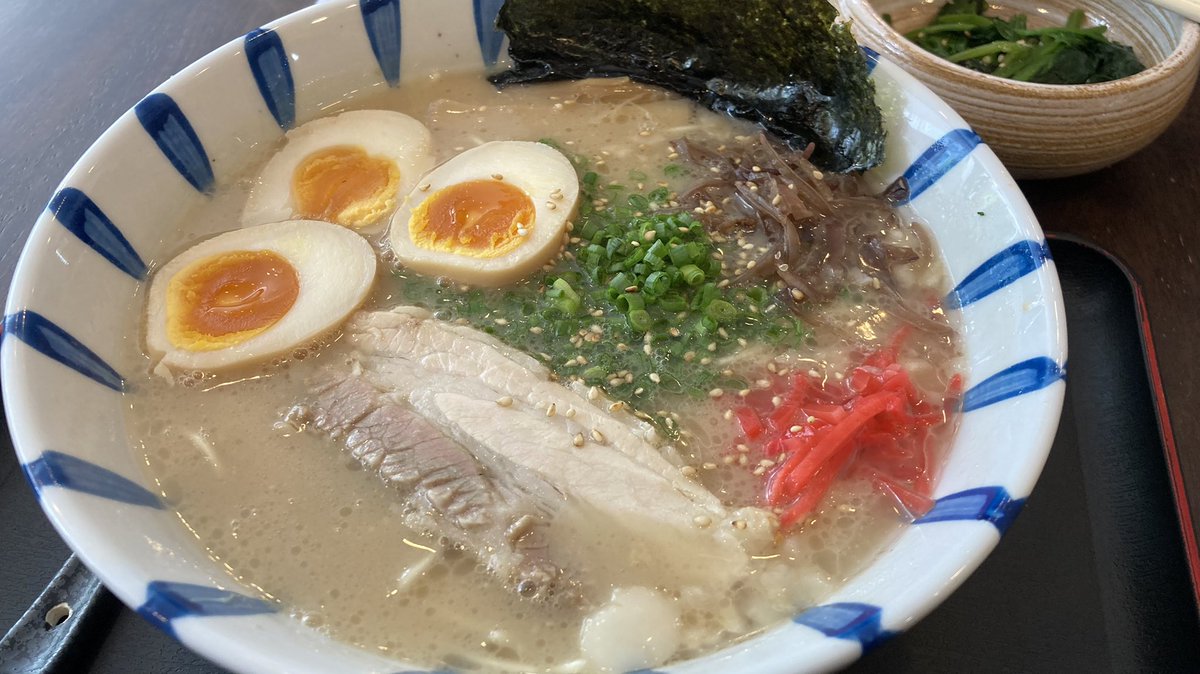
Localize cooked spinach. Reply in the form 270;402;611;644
490;0;885;174
901;3;1146;84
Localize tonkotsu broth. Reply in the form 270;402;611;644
128;72;960;672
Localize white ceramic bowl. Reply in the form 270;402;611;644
2;1;1067;672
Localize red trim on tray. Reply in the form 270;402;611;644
1132;281;1200;608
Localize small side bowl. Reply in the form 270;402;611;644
840;0;1200;179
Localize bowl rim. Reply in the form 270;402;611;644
843;0;1200;96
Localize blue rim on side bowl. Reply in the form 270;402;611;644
1;1;1066;672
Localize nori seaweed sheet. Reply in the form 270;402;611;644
490;0;885;173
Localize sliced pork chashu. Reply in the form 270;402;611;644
292;368;567;600
300;306;774;598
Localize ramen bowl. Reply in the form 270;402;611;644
839;0;1200;179
1;1;1066;672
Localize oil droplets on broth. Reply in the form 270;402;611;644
128;72;958;673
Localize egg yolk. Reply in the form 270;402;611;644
291;146;400;229
409;180;534;258
166;250;300;352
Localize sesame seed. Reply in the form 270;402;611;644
751;165;762;172
609;401;625;413
496;396;514;407
572;433;585;448
546;201;557;210
807;415;817;423
707;342;717;352
588;386;600;400
491;173;504;181
546;403;557;417
700;357;712;365
565;407;577;419
494;318;509;326
529;326;543;334
643;230;656;241
649;372;662;383
733;519;747;530
752;466;766;476
736;444;750;453
738;454;749;466
643;343;653;355
708;388;724;398
791;288;805;301
771;194;783;206
634;387;645;395
723;409;734;420
772;395;783;406
760;459;776;468
702;462;718;470
669;327;681;337
694;515;713;527
789;425;802;433
625;285;640;293
681;466;699;477
684;351;696;362
812;170;824;180
418;183;431;192
591;309;604;317
723;455;736;465
738;388;751;397
591;429;606;444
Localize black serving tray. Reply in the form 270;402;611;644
2;236;1197;673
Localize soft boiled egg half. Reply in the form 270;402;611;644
145;220;376;371
387;140;580;286
243;110;434;230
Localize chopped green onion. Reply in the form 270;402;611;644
616;292;645;312
680;264;705;286
706;299;738;323
659;293;688;312
643;271;671;297
628;309;653;332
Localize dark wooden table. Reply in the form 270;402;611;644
1;0;1197;671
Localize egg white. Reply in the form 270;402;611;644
145;220;377;371
387;140;580;286
242;110;434;230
